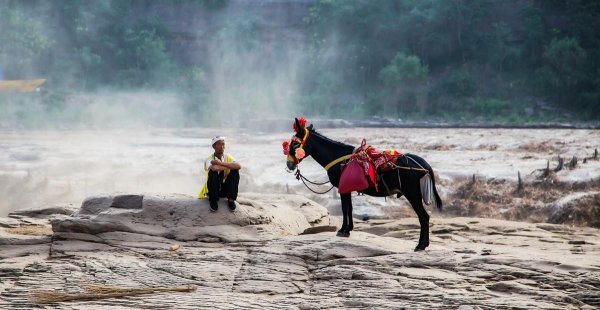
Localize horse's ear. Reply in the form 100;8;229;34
293;117;307;133
308;124;313;130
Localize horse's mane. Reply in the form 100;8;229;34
308;127;354;149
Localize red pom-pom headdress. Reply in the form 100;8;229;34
293;117;306;133
295;148;305;159
282;141;290;155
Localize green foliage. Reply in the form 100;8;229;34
114;28;175;87
0;4;51;78
379;53;428;86
170;0;228;10
378;53;429;116
1;0;599;126
468;97;513;116
214;14;262;51
489;22;523;72
536;37;587;105
434;70;477;99
543;37;587;75
304;0;599;121
202;0;228;10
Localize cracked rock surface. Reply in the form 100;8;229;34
1;195;599;309
52;193;334;242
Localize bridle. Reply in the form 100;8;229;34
283;128;334;194
285;128;310;165
284;127;353;194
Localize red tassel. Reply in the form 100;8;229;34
293;117;307;132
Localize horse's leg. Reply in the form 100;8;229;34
337;200;348;236
336;194;351;237
405;192;430;251
347;195;354;232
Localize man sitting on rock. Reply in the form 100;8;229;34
198;136;241;212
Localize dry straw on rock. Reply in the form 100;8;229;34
31;284;196;303
5;225;53;236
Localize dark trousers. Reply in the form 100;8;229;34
207;169;239;202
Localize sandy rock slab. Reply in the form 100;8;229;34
0;198;599;309
51;193;335;242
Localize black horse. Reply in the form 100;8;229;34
285;118;442;251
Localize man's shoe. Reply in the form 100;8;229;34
209;201;218;212
228;200;236;212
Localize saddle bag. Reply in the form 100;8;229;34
338;159;370;194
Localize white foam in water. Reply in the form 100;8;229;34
1;127;598;219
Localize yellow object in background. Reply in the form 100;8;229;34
0;79;45;92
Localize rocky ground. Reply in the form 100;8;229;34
1;194;599;309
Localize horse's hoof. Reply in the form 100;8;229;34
336;231;350;238
414;241;429;251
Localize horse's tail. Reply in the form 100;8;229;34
428;167;443;211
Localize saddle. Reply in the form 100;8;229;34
338;139;403;194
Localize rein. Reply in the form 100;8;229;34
294;169;334;194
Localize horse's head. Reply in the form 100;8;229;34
283;117;311;171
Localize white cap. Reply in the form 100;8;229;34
211;136;226;145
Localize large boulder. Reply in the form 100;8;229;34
51;193;335;242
